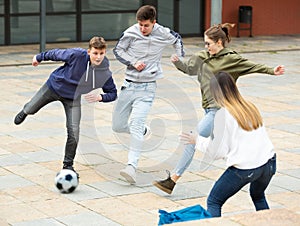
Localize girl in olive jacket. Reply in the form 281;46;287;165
153;23;285;195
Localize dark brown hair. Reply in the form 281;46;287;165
204;23;235;47
136;5;156;22
88;36;106;50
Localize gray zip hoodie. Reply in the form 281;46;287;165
113;23;185;82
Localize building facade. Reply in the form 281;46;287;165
0;0;204;45
0;0;299;46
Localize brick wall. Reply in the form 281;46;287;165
205;0;300;36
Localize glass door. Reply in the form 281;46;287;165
158;0;204;37
177;0;204;36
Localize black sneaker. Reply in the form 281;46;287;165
63;164;79;179
143;125;152;140
153;170;176;194
14;110;27;125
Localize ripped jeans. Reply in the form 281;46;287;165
112;80;156;168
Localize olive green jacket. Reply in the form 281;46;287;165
173;48;275;109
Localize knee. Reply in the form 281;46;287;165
112;121;127;133
112;122;122;133
67;124;80;139
112;127;122;133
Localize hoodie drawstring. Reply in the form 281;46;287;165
85;61;95;89
85;61;89;82
92;68;95;89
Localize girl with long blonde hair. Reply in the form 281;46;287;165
181;71;276;217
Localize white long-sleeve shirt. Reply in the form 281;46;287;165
196;108;274;169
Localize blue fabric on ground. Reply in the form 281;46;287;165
158;204;211;225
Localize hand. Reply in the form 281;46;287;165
171;54;179;63
84;91;102;103
133;61;146;71
32;55;40;67
179;132;196;145
274;65;285;75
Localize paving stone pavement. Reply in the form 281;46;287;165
0;35;300;225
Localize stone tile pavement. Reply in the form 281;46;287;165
0;35;300;225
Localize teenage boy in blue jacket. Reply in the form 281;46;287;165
14;36;117;177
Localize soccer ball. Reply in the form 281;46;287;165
55;169;78;193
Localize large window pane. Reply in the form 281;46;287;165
10;0;39;13
46;0;76;13
0;0;4;14
10;0;75;14
0;18;3;44
10;16;39;44
46;15;76;42
179;0;200;34
0;0;3;44
158;0;173;28
82;0;139;11
11;15;76;44
82;13;136;40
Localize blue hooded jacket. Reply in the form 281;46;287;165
36;48;117;102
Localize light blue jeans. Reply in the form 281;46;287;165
112;80;156;168
174;108;218;176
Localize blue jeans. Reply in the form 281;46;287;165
174;108;218;176
23;83;81;166
112;80;156;168
207;154;276;217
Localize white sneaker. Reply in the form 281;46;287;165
120;165;136;184
143;125;152;140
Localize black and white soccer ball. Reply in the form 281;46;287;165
55;169;78;193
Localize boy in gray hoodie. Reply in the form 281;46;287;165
112;5;185;184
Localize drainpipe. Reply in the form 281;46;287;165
210;0;222;26
40;0;46;52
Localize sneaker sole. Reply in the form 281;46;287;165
120;170;136;184
14;114;27;125
152;181;172;194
